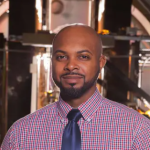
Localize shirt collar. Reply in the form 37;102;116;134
57;97;73;122
56;88;104;122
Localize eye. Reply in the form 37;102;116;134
79;55;90;60
56;55;67;61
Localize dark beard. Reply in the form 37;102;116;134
54;69;100;99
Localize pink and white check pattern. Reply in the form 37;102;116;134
1;89;150;149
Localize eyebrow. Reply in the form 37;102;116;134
53;49;93;55
77;50;93;55
53;50;67;54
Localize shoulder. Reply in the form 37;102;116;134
11;102;57;130
100;96;150;125
98;97;150;138
100;98;150;148
1;102;58;148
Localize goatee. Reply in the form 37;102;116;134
54;69;100;99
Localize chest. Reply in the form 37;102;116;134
16;117;133;150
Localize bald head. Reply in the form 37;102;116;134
52;25;103;58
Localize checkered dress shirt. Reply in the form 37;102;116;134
1;88;150;149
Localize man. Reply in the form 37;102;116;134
1;24;150;150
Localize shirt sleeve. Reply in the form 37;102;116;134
132;122;150;150
0;127;13;150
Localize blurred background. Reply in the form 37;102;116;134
1;0;150;143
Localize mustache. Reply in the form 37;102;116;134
61;72;85;78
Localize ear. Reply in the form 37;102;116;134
99;55;106;70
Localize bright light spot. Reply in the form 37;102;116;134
36;54;41;60
49;30;53;34
101;68;104;80
98;0;105;21
88;0;92;26
145;110;150;117
36;0;42;23
6;10;9;13
43;54;49;70
42;25;47;30
48;90;53;93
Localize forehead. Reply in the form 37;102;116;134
53;27;100;53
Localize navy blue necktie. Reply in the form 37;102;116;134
61;109;82;150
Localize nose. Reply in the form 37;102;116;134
64;58;79;72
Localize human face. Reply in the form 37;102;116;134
52;28;104;98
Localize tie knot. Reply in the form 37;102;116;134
67;109;82;122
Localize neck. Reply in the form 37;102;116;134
60;86;96;108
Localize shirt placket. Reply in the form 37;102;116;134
56;118;68;150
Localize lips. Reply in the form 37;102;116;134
63;75;83;79
62;75;83;84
